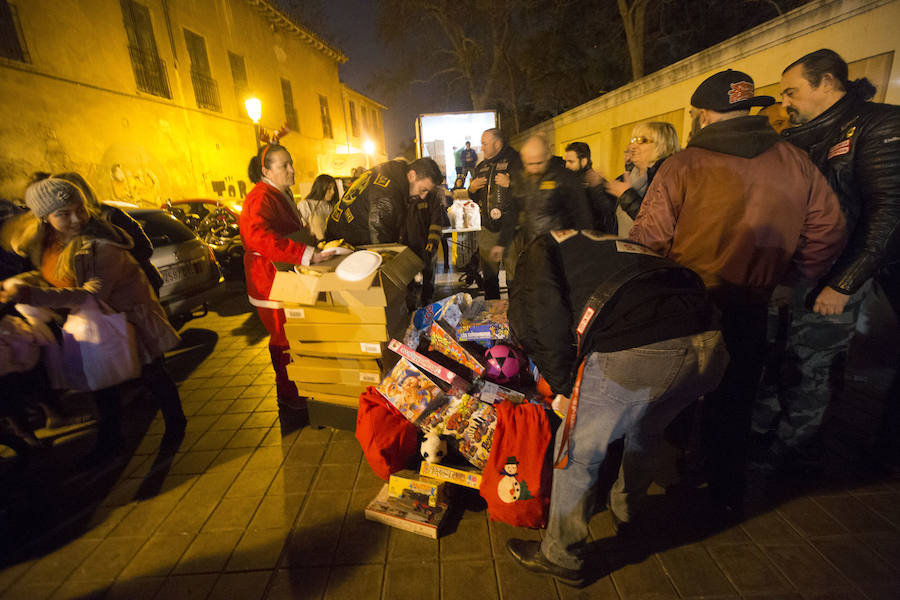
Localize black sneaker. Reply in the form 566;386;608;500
506;539;586;587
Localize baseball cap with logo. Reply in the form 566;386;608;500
690;69;775;112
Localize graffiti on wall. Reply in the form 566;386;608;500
109;163;160;206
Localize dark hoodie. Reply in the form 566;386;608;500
629;115;847;298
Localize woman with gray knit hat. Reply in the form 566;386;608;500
0;176;186;465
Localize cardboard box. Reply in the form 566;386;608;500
286;356;381;385
419;461;483;489
269;245;424;307
285;321;392;343
290;340;384;359
283;303;390;324
307;398;357;431
365;484;447;539
296;381;369;398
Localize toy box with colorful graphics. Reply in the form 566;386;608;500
419;461;482;490
419;394;497;469
365;484;447;538
388;469;449;508
376;357;445;425
455;299;509;343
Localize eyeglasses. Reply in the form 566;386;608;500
630;136;655;145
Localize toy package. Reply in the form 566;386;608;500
429;321;485;376
455;299;510;343
376;358;445;426
425;394;497;469
388;339;468;390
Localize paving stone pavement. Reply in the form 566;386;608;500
0;283;898;600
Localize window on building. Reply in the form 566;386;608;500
0;1;28;62
361;104;369;136
228;51;248;112
120;0;170;98
349;100;359;137
319;94;333;139
184;29;220;111
282;78;298;132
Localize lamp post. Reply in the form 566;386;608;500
363;138;375;169
245;97;262;152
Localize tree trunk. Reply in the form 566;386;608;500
618;0;648;80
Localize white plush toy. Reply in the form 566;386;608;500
420;432;447;464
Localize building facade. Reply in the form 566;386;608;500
0;0;387;206
511;0;900;180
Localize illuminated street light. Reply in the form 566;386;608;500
363;139;375;155
245;97;262;152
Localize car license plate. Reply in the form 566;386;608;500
160;260;202;284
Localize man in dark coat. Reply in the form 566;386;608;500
467;128;522;299
326;158;442;247
505;232;727;588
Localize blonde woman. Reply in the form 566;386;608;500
606;122;680;235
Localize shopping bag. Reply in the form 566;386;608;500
479;401;552;528
49;296;140;391
356;386;419;480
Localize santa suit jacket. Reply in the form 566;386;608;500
240;181;313;308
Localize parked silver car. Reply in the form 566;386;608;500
126;208;225;328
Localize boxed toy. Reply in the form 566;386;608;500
365;484;447;539
376;357;445;425
455;299;510;343
429;321;485;376
419;461;482;489
388;469;449;508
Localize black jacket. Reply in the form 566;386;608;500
500;162;592;248
508;232;718;396
326;160;410;246
468;145;522;232
782;89;900;294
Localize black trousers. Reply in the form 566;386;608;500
94;356;185;447
701;298;768;508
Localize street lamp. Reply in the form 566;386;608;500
245;97;262;152
363;138;375;168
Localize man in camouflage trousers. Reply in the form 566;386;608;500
753;49;900;469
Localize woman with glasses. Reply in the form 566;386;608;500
606;122;680;235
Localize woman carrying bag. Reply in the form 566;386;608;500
0;177;185;465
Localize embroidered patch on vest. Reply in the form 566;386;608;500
827;139;851;160
615;240;657;256
580;231;618;242
576;307;595;335
539;180;556;190
374;174;391;187
550;229;578;243
496;161;509;170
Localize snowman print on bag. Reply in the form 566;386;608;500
497;456;533;503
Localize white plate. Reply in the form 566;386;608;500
336;250;382;282
318;246;353;258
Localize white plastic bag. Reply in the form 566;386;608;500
462;201;481;229
45;296;140;391
447;199;466;229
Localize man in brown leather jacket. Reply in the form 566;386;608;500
629;69;847;513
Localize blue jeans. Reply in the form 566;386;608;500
541;330;728;570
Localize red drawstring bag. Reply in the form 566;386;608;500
356;386;419;480
479;401;552;528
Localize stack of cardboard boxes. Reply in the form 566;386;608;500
268;245;424;429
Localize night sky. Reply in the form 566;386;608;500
320;1;453;158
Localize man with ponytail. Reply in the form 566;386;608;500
755;50;900;469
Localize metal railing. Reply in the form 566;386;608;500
127;44;170;98
190;70;221;112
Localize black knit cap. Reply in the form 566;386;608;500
690;69;775;112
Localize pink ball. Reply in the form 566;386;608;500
484;343;521;384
